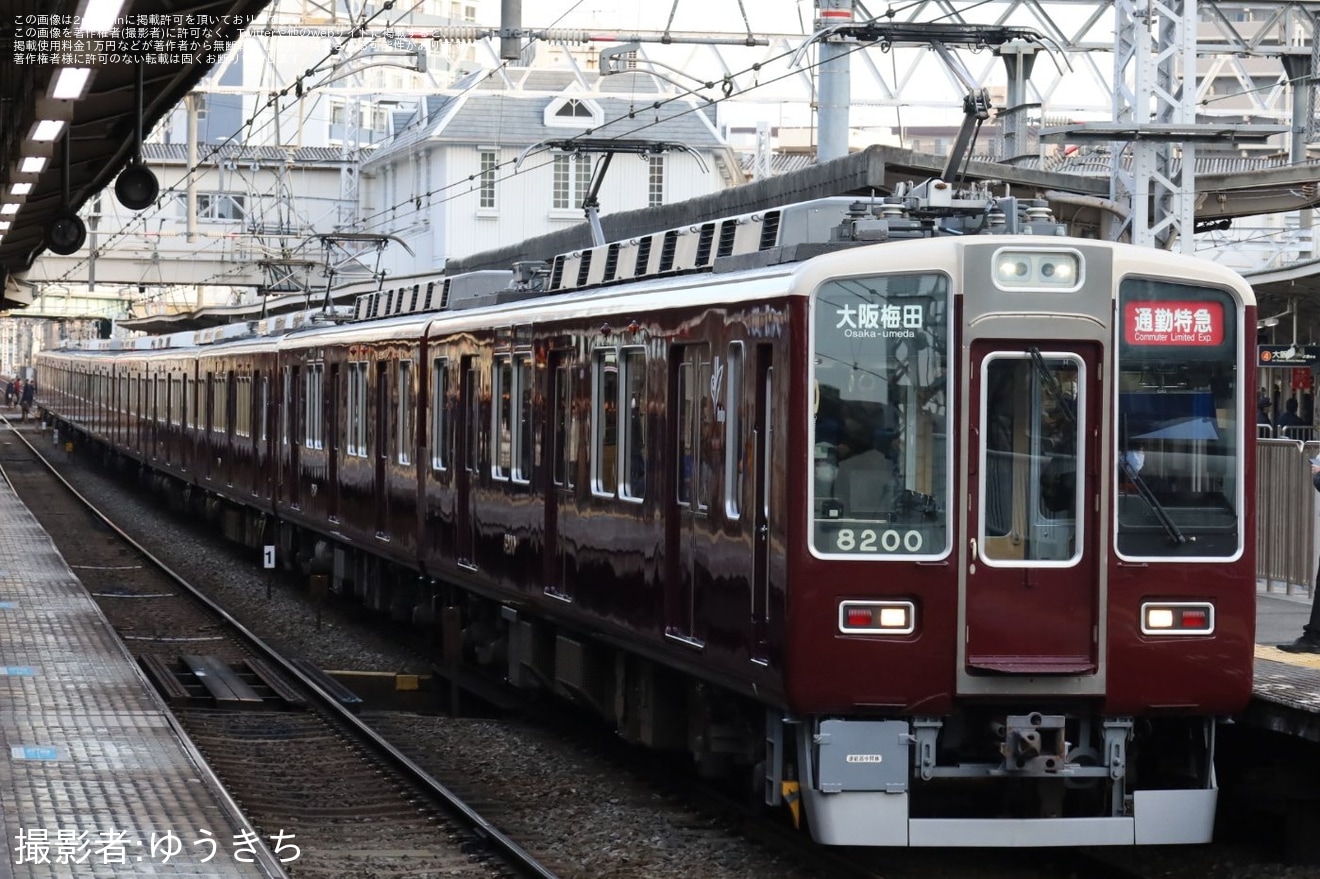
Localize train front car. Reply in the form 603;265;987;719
787;236;1255;846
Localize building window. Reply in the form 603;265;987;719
479;150;497;209
544;97;602;129
176;192;246;222
553;154;591;210
648;155;664;207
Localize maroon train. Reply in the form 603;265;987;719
37;194;1257;846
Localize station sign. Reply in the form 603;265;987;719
1258;345;1320;367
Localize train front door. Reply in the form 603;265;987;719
965;341;1100;674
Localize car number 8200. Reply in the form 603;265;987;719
835;528;924;553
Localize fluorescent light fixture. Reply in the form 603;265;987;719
20;157;47;174
0;204;19;215
52;68;92;100
0;221;10;232
31;120;65;141
10;184;31;196
77;0;126;32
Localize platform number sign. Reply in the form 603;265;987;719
263;545;276;570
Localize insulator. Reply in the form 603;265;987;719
540;28;592;45
427;25;492;43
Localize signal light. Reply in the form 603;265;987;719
1140;601;1214;636
838;600;915;635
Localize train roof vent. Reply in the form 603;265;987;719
575;249;594;287
603;243;620;282
633;237;653;276
658;230;679;273
758;210;782;249
549;255;566;291
353;294;374;321
717;220;738;258
407;284;422;313
695;222;716;267
368;292;382;319
422;281;437;311
444;270;518;311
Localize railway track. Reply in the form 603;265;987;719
0;420;556;879
0;415;1282;879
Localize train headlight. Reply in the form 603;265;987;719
838;600;916;635
991;249;1083;292
1140;601;1214;636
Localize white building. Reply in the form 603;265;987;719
358;68;743;276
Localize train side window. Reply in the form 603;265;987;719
724;342;744;520
305;363;324;450
493;355;513;481
259;374;269;443
620;347;646;501
430;359;448;472
282;367;292;446
552;359;575;489
236;375;251;438
346;361;368;457
676;345;712;511
398;359;413;466
592;349;619;496
515;354;534;484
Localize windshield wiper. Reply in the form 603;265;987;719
1120;457;1187;545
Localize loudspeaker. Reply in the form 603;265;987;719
115;162;159;210
45;210;86;255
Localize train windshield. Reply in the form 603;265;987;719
1116;279;1241;558
811;272;950;557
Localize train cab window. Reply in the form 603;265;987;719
398;359;413;466
347;362;368;457
516;355;534;483
1115;280;1241;558
430;359;449;471
810;272;951;558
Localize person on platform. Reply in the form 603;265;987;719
1279;455;1320;654
1276;397;1306;434
19;380;34;422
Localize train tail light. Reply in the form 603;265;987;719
838;600;915;635
1140;601;1215;636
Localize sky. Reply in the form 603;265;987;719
498;0;814;36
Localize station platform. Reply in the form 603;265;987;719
0;473;285;876
1253;586;1320;736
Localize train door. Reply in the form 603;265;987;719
288;365;301;509
966;341;1099;674
456;356;479;570
665;343;711;646
374;360;390;537
327;362;340;520
751;346;773;664
545;348;574;600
